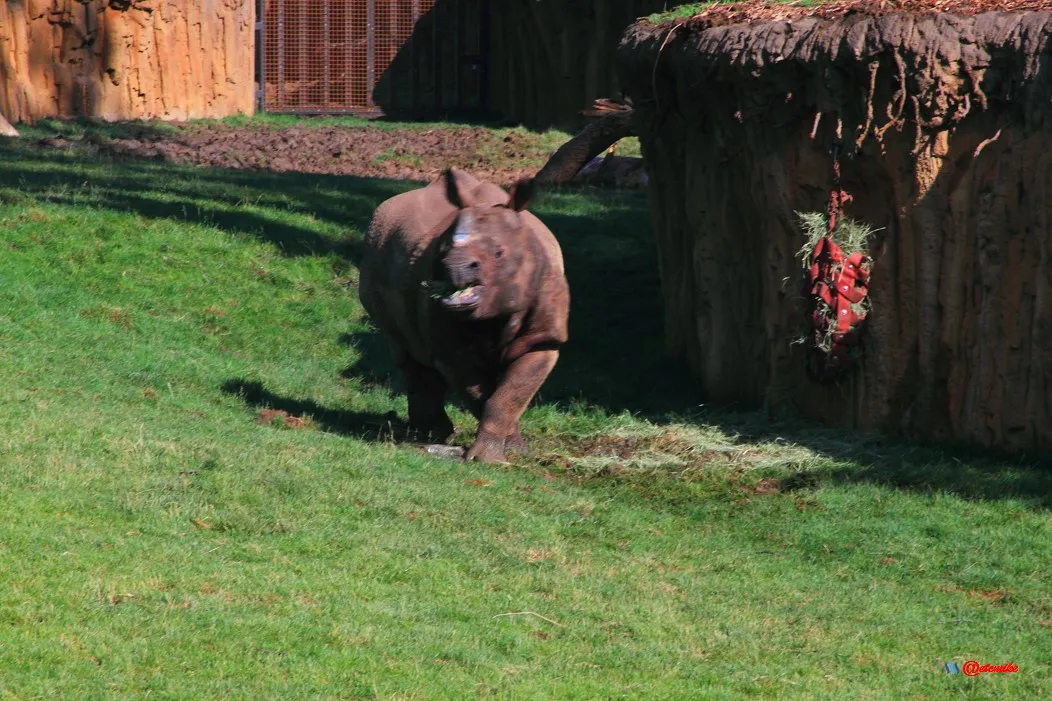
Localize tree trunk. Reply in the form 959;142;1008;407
0;0;254;123
618;11;1052;455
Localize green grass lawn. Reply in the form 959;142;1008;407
0;122;1049;699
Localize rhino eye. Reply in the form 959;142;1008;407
495;247;504;259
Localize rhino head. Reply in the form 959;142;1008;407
428;169;540;321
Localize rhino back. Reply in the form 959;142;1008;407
364;195;445;359
522;211;565;276
364;183;452;255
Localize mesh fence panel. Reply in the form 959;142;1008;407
261;0;449;114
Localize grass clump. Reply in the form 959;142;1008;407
648;0;827;24
795;209;877;266
649;1;728;22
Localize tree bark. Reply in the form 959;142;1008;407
0;0;254;123
535;110;635;184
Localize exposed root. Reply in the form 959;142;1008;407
973;128;1003;158
954;93;972;123
652;23;684;116
874;52;909;141
810;111;823;140
963;64;989;111
855;61;879;150
910;95;938;155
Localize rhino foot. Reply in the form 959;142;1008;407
466;429;508;464
505;428;530;456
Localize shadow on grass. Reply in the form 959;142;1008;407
220;378;412;443
689;408;1052;509
2;130;1048;508
337;331;402;392
819;454;1051;508
0;132;412;262
27;116;186;141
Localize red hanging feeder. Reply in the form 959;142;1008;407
802;136;873;383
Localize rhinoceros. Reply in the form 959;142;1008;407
358;168;570;463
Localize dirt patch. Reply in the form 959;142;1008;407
934;584;1009;604
257;408;313;430
655;0;1051;29
91;123;558;187
568;435;645;461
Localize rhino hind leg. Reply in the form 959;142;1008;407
402;358;455;443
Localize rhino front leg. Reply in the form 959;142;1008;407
462;393;526;455
466;350;558;463
399;355;454;443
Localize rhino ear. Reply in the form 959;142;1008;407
507;177;535;212
443;168;477;209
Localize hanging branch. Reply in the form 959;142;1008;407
534;104;635;185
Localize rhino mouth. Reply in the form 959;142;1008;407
423;281;482;309
440;284;481;309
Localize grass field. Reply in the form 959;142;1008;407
0;120;1049;699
